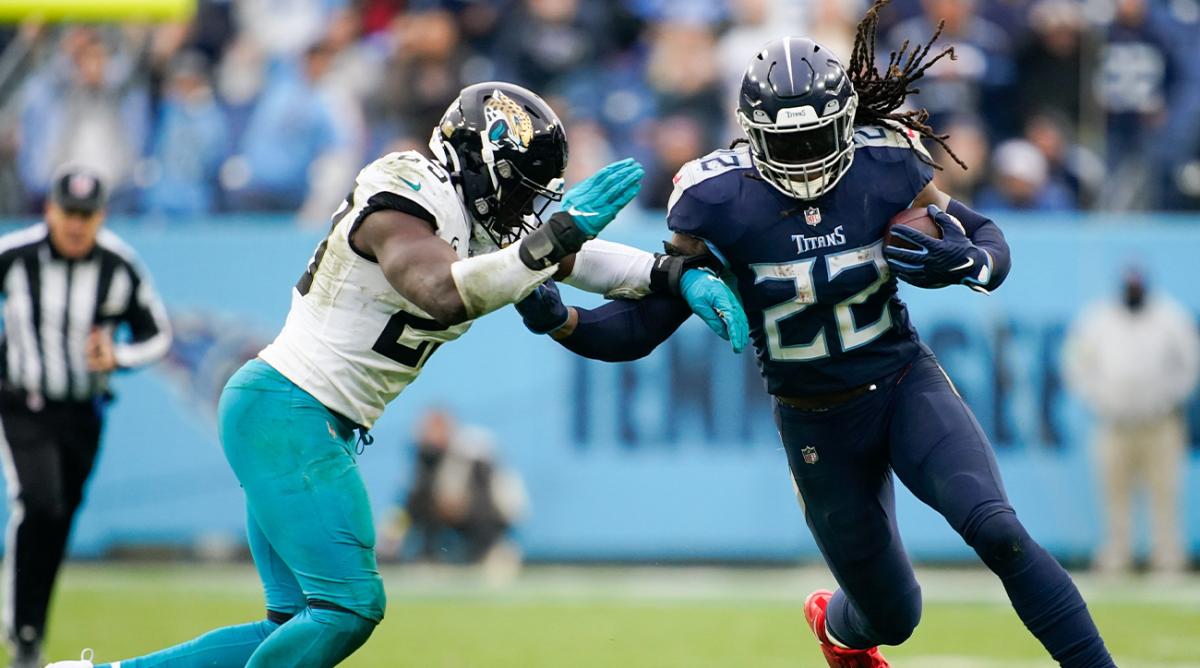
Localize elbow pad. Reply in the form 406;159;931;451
450;243;557;319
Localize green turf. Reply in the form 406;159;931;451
16;564;1200;667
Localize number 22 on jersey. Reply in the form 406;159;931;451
751;242;891;362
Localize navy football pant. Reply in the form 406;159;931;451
776;351;1114;667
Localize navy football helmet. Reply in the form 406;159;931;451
430;82;568;246
737;38;858;200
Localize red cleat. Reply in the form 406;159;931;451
803;590;890;668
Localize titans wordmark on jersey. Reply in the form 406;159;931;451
260;151;494;428
668;125;935;397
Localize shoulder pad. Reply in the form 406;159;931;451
347;151;470;252
355;151;458;221
853;123;932;163
667;145;752;212
360;151;452;193
849;123;936;204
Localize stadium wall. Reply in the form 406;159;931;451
1;212;1198;563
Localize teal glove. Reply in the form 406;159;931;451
561;158;645;237
680;268;749;353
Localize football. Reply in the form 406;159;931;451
884;207;942;250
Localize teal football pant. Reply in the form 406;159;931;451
98;360;384;668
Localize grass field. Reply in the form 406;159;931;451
16;563;1200;667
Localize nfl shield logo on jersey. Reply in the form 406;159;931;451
801;446;819;464
804;207;822;226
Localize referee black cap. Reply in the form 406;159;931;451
50;166;107;215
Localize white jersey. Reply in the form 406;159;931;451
260;151;495;427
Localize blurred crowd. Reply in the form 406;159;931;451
1;0;1200;223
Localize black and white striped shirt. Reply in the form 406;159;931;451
0;223;171;405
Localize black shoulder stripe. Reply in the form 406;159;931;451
94;248;121;321
348;192;438;262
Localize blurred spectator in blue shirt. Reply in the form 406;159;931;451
235;0;346;61
559;50;656;167
1023;111;1103;209
1095;0;1182;210
223;41;348;213
977;139;1075;212
977;0;1036;39
495;0;609;95
372;9;466;152
626;0;727;24
140;52;229;216
17;28;149;212
213;37;267;152
888;0;1016;140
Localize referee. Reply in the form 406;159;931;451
0;167;171;668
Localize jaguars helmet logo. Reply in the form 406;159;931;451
483;90;534;153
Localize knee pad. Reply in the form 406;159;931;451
969;510;1030;573
862;585;922;646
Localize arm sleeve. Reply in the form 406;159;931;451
556;293;691;363
562;240;655;299
949;199;1011;293
114;264;173;368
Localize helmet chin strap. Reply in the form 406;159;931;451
430;128;492;239
478;130;504;192
428;129;460;174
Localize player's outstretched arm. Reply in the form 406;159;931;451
515;263;749;360
550;238;750;348
884;182;1012;293
517;281;692;362
356;159;644;327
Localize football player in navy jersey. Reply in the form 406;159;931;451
515;3;1115;667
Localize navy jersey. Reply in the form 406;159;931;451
667;125;935;396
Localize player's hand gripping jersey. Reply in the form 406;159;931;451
260;151;485;427
668;126;934;397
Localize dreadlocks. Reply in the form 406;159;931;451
847;0;967;170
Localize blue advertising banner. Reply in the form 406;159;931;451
2;212;1198;562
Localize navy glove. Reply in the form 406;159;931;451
884;205;994;291
515;280;569;334
561;158;645;237
680;269;749;353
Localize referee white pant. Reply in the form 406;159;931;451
1093;410;1188;574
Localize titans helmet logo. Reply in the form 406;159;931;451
483;90;534;153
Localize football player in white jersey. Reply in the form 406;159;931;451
47;83;748;668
